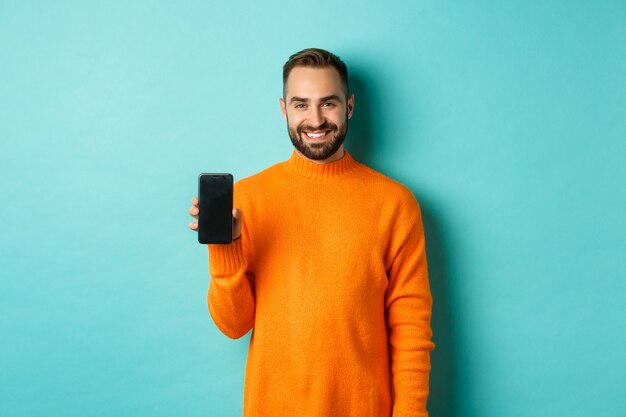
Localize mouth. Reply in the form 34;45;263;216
301;130;332;141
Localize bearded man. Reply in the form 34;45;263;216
189;47;435;417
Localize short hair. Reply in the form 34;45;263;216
282;48;349;99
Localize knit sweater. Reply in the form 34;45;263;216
207;149;435;417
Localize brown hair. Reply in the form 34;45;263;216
282;48;349;99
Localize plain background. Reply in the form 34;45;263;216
1;1;625;416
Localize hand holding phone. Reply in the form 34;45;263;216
189;200;243;241
190;173;241;244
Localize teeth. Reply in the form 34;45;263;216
306;131;327;138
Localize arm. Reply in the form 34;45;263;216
207;211;256;339
385;193;436;417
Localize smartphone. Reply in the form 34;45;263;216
197;173;233;244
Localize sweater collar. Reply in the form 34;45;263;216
283;148;360;180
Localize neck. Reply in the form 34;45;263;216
284;146;358;180
295;145;345;164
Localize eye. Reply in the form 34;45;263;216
322;102;336;108
294;103;305;109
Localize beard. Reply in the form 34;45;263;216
287;113;348;161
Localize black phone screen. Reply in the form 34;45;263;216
198;173;233;244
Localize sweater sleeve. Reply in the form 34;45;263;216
385;193;436;417
207;210;256;340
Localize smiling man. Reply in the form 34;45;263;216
280;64;353;163
189;48;435;417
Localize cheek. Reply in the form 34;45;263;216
288;113;305;127
287;117;302;132
329;111;346;125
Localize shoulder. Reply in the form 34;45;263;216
357;163;420;208
354;162;424;231
232;159;286;205
234;160;283;190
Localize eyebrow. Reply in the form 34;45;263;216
289;95;342;104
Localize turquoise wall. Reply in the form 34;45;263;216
1;1;624;416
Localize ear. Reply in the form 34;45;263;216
347;94;355;119
279;98;287;121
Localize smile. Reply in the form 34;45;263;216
303;130;331;139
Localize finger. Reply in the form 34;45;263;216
189;221;198;231
189;206;199;219
191;197;198;207
231;209;242;240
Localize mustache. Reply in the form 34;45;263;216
298;121;337;132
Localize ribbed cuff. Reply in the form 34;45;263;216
208;237;245;276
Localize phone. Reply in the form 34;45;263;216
197;173;233;244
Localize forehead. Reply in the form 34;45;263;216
284;66;343;100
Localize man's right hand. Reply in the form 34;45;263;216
188;196;243;241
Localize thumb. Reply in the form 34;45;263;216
232;207;243;241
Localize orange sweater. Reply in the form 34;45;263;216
207;150;435;417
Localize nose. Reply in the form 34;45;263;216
310;106;324;128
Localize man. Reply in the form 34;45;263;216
188;48;435;417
